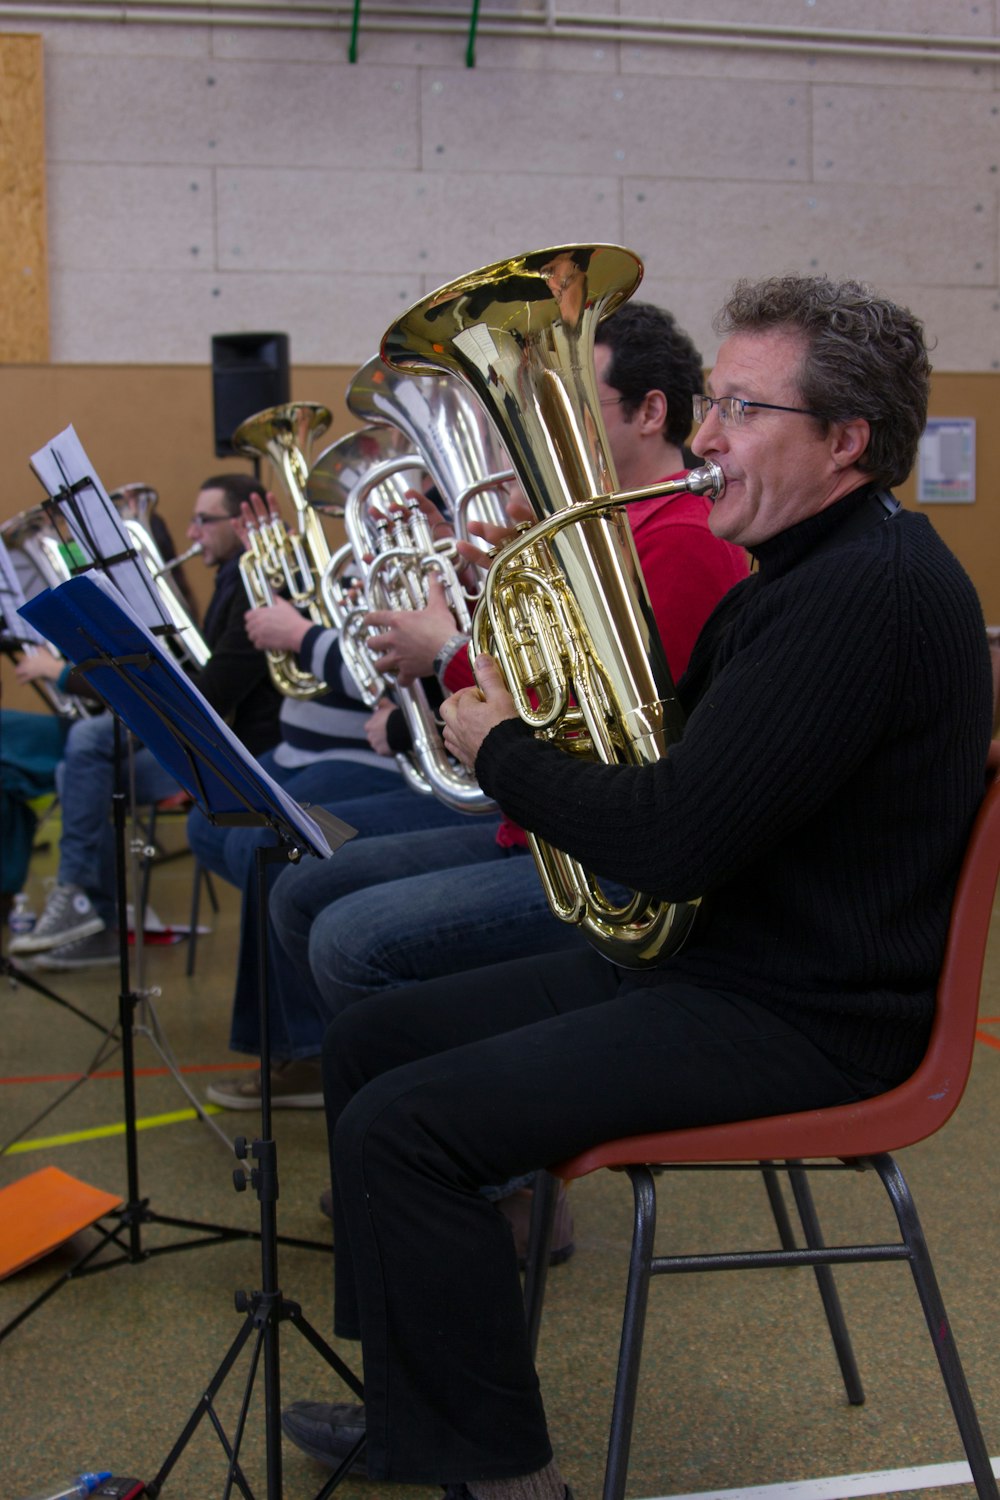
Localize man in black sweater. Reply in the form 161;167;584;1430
293;277;993;1499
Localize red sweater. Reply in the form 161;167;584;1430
444;476;748;847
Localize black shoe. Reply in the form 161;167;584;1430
282;1400;366;1472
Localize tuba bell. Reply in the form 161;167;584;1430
232;401;337;699
381;243;724;967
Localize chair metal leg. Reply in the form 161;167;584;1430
873;1154;998;1500
186;861;203;978
760;1162;797;1249
523;1170;558;1360
786;1165;865;1406
603;1165;658;1500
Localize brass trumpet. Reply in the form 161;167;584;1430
382;244;725;967
233;402;336;700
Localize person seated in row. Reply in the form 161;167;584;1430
9;473;282;969
281;273;993;1494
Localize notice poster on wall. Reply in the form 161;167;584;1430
917;418;976;504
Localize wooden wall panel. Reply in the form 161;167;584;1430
0;34;48;363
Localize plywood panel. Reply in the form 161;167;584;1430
0;34;49;362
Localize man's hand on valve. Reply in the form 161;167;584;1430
440;654;518;768
365;576;459;687
456;490;534;571
244;594;312;654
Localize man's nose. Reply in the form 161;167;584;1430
691;411;724;458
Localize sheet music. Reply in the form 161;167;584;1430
20;570;338;860
29;426;172;633
0;531;48;646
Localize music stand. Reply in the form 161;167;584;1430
13;575;366;1498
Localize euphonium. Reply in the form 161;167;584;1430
233;401;336;699
336;357;514;811
311;423;495;810
382;243;725;967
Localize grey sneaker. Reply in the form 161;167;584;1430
8;882;105;955
281;1401;366;1472
32;927;120;969
205;1057;324;1110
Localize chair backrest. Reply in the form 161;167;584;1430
558;744;1000;1176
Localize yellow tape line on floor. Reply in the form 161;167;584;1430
5;1105;224;1153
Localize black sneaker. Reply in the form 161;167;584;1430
281;1400;366;1472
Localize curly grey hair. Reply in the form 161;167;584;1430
715;275;931;488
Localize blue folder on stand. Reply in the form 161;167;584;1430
20;574;351;858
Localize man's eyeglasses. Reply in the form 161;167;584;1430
692;394;821;428
191;513;231;528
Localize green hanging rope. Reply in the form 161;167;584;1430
349;0;361;62
466;0;481;66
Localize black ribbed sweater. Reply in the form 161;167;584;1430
475;485;994;1085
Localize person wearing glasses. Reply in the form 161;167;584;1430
284;276;993;1499
9;473;283;968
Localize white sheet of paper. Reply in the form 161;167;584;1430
30;426;171;632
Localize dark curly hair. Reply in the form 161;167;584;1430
715;276;931;488
595;300;704;449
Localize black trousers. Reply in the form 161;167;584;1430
321;947;875;1485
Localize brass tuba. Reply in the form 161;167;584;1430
233;401;336;699
381;243;724;967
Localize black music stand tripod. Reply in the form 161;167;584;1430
17;576;366;1497
146;841;366;1500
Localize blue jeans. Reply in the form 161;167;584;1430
222;779;475;1060
57;712;180;923
268;820;587;1031
186;753;403;887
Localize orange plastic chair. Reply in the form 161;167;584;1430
530;745;1000;1500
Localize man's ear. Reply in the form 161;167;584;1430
830;416;870;469
639;388;668;437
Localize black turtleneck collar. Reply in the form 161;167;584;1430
750;481;881;582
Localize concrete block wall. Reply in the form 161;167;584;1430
4;0;999;372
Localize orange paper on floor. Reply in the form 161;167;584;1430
0;1166;122;1279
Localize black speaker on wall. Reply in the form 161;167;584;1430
211;332;290;458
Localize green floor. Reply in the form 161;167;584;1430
1;828;998;1500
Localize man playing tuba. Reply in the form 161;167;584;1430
287;276;992;1499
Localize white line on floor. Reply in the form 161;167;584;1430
646;1456;1000;1500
